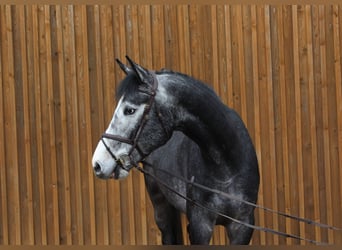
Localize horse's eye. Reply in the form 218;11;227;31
124;107;136;115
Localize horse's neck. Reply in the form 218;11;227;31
165;78;240;166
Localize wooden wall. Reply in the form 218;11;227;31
0;4;342;245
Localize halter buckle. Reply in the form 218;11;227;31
117;154;133;171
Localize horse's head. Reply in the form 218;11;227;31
92;57;172;179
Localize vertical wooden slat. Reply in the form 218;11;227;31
176;5;191;73
16;5;35;245
74;5;95;244
324;6;340;244
236;5;247;122
216;5;228;106
224;5;234;113
24;5;43;244
164;5;180;69
211;6;219;95
292;5;306;245
304;5;321;243
276;5;292;245
62;5;84;244
54;5;72;244
332;5;342;244
264;5;279;245
37;4;49;243
33;5;48;244
0;6;9;245
1;5;21;245
318;5;334;244
189;6;201;80
43;5;60;244
317;5;329;243
151;5;165;70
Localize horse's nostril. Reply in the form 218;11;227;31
94;162;102;174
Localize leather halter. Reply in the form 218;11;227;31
100;71;164;171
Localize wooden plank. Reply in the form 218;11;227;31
323;5;340;244
37;4;50;243
2;4;22;244
24;5;41;244
270;5;285;245
189;5;201;80
43;5;60;244
54;5;73;244
242;5;255;135
215;5;228;106
89;5;110;245
264;5;279;245
324;8;340;239
292;5;306;245
75;5;96;244
62;5;84;244
304;5;321;243
0;6;9;245
224;5;234;115
33;5;48;244
276;5;292;245
200;6;213;87
230;5;242;114
16;5;35;245
332;5;342;245
151;5;165;70
318;5;333;244
299;5;314;243
164;5;180;70
236;5;247;123
176;5;191;73
311;5;327;243
282;5;301;244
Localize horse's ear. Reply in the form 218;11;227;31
116;58;132;75
125;56;152;85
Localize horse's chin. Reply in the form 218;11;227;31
112;166;129;180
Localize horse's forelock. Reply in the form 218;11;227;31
116;73;141;99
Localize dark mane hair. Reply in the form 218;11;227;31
116;73;141;99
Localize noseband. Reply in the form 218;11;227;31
100;71;166;171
